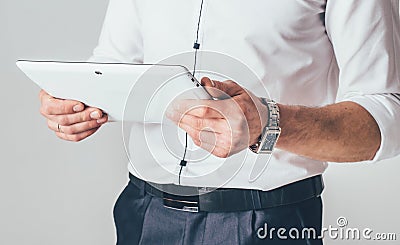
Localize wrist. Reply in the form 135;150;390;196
274;103;300;149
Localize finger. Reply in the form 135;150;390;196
201;139;245;158
96;114;108;124
175;114;229;133
193;138;217;154
178;115;249;150
178;120;216;143
169;99;230;119
47;118;96;133
200;77;231;99
39;89;51;101
193;139;232;159
40;95;85;116
201;77;244;98
48;108;106;126
54;119;103;135
178;121;232;151
55;127;100;142
198;130;233;151
206;144;232;158
48;119;61;132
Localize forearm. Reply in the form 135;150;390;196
276;101;381;162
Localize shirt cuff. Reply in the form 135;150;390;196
341;94;400;163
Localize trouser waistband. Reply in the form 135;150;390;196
129;174;324;213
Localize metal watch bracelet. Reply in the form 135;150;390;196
249;99;281;154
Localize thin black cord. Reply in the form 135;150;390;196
178;166;184;185
193;50;199;77
179;0;204;185
183;133;189;159
192;0;204;77
178;133;189;185
195;0;204;44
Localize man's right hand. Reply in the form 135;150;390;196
39;90;108;142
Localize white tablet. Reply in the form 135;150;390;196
16;60;212;122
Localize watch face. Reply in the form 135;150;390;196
263;132;279;152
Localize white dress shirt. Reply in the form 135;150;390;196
90;0;400;191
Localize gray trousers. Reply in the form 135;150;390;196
113;178;323;245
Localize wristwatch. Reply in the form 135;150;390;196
249;98;281;154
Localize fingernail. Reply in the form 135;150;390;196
90;111;100;119
97;117;107;124
73;104;84;112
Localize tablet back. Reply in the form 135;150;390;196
16;61;211;122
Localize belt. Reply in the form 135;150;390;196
129;173;324;213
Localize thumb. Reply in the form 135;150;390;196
200;77;242;99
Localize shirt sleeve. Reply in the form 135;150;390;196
325;0;400;162
88;0;143;63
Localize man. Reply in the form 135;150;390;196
39;0;400;244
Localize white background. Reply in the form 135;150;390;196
1;0;399;244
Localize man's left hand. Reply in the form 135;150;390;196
167;77;268;158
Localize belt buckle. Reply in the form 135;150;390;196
162;192;199;213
